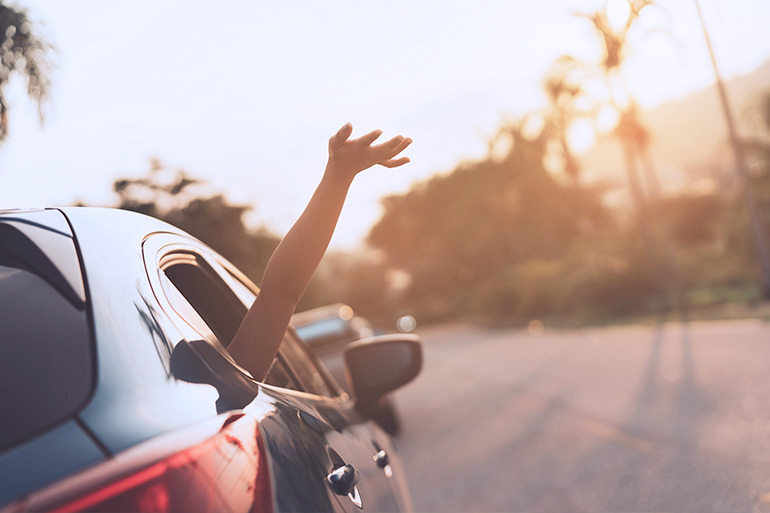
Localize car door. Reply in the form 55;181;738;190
260;332;403;513
142;233;405;512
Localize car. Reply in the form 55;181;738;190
0;207;422;513
292;304;402;435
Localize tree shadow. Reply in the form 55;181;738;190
559;322;753;512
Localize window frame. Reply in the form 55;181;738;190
142;233;345;400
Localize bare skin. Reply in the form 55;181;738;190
227;123;412;380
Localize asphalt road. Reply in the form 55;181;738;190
392;319;770;512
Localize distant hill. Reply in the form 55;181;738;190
579;59;770;195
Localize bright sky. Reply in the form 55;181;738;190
1;0;769;248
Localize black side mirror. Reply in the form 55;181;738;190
170;340;258;411
343;334;422;412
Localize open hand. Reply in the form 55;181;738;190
326;123;412;183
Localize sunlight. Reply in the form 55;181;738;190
522;113;545;140
606;0;631;28
568;119;596;154
597;105;620;133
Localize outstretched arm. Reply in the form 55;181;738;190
227;123;412;380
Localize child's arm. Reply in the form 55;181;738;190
227;123;412;380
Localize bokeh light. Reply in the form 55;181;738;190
397;315;417;333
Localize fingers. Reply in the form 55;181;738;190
375;136;412;160
357;129;383;146
328;123;412;172
329;122;353;152
380;157;411;168
377;137;412;168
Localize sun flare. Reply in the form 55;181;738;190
606;0;631;28
568;119;596;154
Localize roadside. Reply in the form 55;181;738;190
434;300;770;334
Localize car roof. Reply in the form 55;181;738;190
55;208;223;454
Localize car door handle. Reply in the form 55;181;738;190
373;449;389;468
326;464;360;496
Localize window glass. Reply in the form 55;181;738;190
0;224;92;452
222;268;257;306
158;270;219;345
263;355;299;390
294;317;357;347
279;334;335;397
161;253;245;346
156;247;338;398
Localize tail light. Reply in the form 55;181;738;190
13;414;272;513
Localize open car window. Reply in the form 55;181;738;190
144;235;341;398
160;251;246;348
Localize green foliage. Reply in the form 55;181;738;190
0;2;52;142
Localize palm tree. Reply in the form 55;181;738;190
575;0;662;202
542;55;598;185
0;2;52;144
569;0;687;315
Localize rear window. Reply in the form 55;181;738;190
294;317;356;347
0;218;92;453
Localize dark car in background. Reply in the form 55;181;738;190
292;304;402;435
0;207;422;513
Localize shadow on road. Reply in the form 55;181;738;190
556;322;746;512
398;321;765;512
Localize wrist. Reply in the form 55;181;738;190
323;160;356;188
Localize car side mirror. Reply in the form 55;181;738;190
343;334;422;412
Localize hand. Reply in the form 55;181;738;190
326;123;412;184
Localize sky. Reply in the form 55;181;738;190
1;0;770;248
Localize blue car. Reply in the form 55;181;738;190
0;207;422;513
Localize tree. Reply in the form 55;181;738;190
113;159;281;286
0;2;52;143
567;0;688;315
573;0;662;202
541;55;598;185
368;123;610;321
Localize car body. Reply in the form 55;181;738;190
0;207;422;513
292;305;401;435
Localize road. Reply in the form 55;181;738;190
392;319;770;512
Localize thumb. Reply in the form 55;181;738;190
329;122;353;152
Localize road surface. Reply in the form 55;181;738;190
393;319;770;512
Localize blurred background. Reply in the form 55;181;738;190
3;1;770;510
1;0;770;329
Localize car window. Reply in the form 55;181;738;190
160;251;246;347
278;333;335;397
263;354;299;390
151;241;340;399
213;260;342;397
294;317;356;347
158;269;220;346
0;220;92;453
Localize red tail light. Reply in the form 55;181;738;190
19;414;272;513
52;462;171;513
